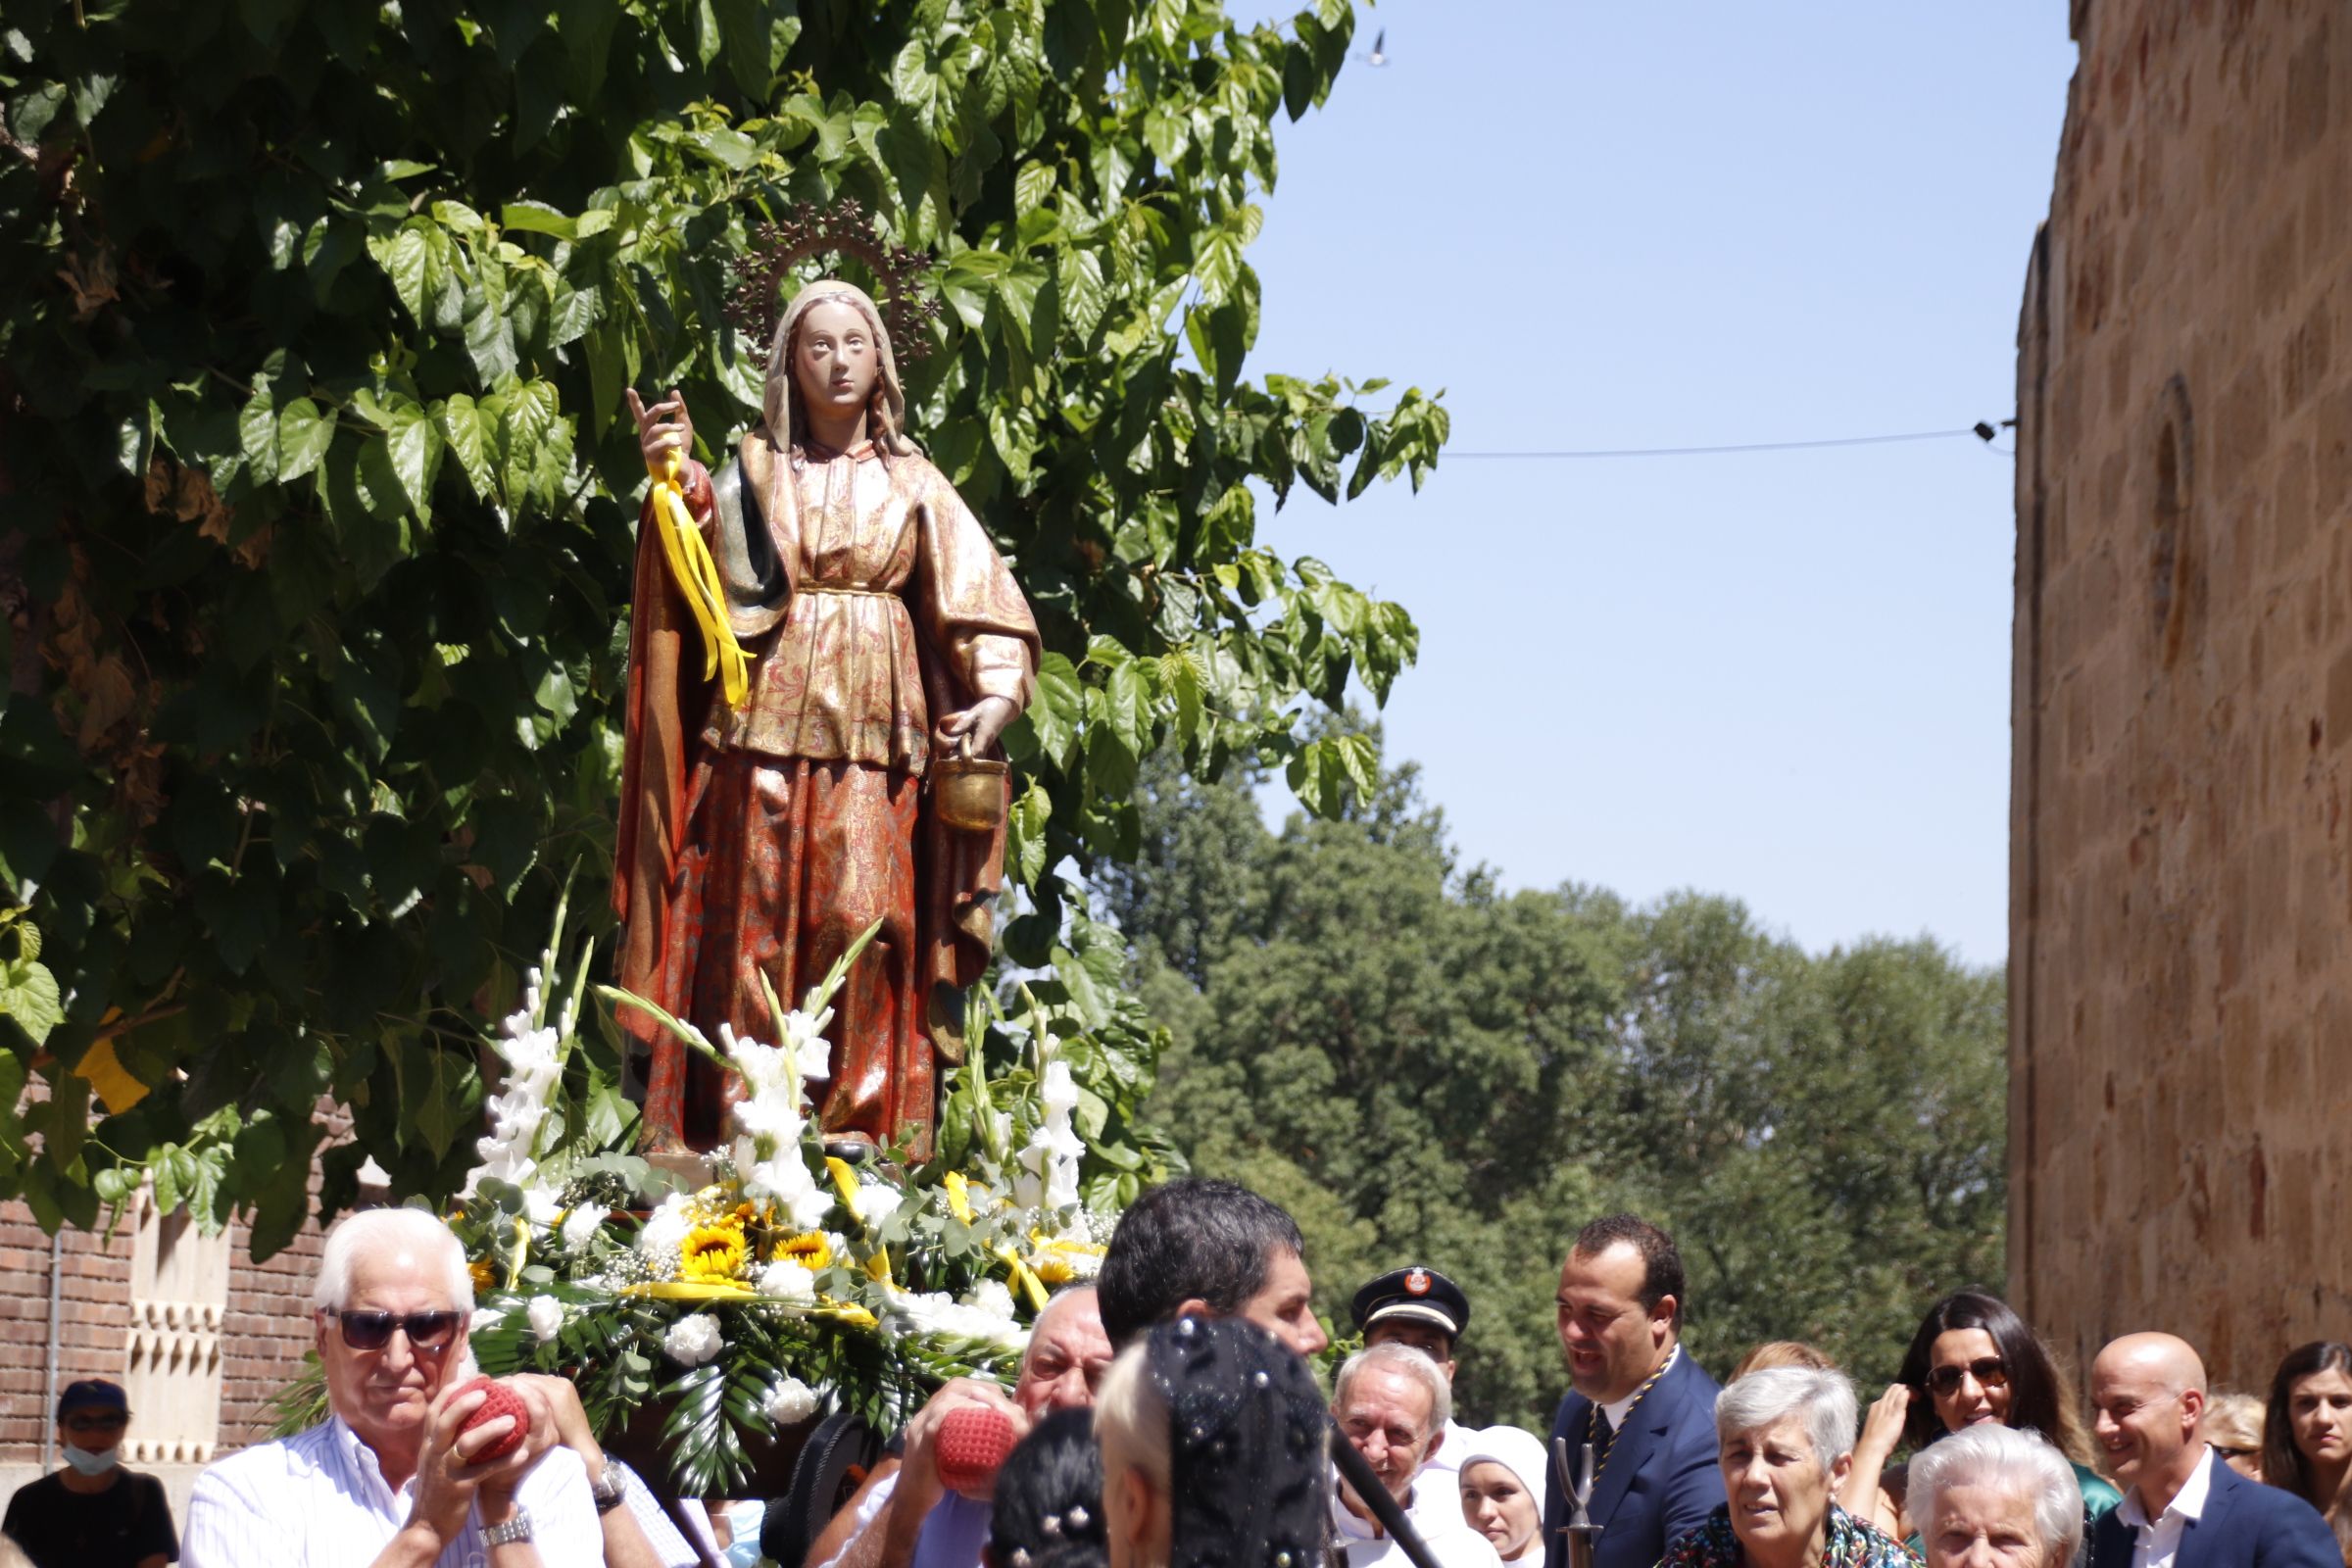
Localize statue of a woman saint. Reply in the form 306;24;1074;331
612;279;1039;1160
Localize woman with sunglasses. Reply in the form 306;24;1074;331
1839;1287;2119;1544
2261;1342;2352;1566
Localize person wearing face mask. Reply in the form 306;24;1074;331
0;1378;177;1568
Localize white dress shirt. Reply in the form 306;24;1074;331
2114;1446;2220;1568
1598;1346;1680;1437
182;1414;604;1568
1333;1480;1507;1568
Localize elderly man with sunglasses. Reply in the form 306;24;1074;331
181;1208;603;1567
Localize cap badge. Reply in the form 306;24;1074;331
1404;1267;1431;1297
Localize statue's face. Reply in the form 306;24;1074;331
792;297;881;424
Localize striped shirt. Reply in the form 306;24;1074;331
181;1415;603;1567
604;1457;703;1568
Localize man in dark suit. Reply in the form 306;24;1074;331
2087;1332;2338;1568
1542;1215;1725;1568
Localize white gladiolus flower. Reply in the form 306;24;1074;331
462;965;572;1200
716;1011;835;1227
663;1313;724;1366
763;1375;821;1425
560;1204;609;1250
756;1259;817;1301
527;1295;564;1344
1015;1058;1086;1213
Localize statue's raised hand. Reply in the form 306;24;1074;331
624;386;694;474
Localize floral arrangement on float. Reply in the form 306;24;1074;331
277;883;1159;1496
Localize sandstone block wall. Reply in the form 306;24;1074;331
2012;0;2352;1390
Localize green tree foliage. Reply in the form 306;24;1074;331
1107;737;2008;1431
0;0;1446;1246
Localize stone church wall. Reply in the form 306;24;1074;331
2012;0;2352;1389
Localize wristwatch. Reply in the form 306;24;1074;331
478;1506;534;1547
590;1462;629;1514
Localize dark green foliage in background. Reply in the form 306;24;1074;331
0;0;1446;1247
1105;733;2008;1431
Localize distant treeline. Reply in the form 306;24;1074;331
1100;734;2006;1430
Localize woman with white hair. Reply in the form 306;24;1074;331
1455;1426;1548;1567
1094;1316;1329;1568
1659;1367;1912;1568
1906;1423;2084;1568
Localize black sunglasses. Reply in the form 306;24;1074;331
1924;1357;2010;1397
325;1308;461;1351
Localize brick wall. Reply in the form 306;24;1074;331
2011;0;2352;1389
0;1102;348;1464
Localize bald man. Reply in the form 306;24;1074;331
812;1286;1113;1568
2085;1333;2337;1568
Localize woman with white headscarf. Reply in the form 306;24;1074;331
617;278;1040;1157
1456;1427;1548;1568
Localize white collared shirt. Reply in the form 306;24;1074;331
1331;1482;1506;1568
2114;1446;2220;1568
1599;1345;1681;1435
181;1414;604;1567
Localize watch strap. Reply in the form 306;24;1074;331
478;1505;534;1547
591;1461;629;1513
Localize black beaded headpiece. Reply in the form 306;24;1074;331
1152;1316;1331;1568
993;1407;1107;1568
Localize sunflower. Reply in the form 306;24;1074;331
468;1257;496;1292
777;1231;833;1271
680;1220;749;1284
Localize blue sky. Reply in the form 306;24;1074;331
1226;2;2079;966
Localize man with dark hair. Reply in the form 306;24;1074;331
1541;1214;1723;1568
1096;1176;1329;1355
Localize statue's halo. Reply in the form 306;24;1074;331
723;198;941;367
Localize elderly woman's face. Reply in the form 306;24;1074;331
1923;1482;2049;1568
1721;1414;1845;1559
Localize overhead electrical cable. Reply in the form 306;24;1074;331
1446;423;2011;460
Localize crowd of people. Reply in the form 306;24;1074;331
3;1178;2348;1568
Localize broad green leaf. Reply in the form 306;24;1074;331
436;394;495;499
501;201;578;239
277;399;335;483
0;949;63;1046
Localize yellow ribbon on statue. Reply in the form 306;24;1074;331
649;451;749;708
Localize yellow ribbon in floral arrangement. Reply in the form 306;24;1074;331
649;451;749;708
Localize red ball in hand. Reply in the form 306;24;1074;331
935;1404;1018;1498
457;1376;528;1465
